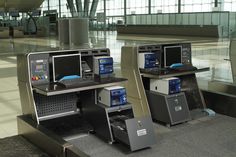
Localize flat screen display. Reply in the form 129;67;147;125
164;46;182;67
32;10;41;16
53;54;81;82
0;11;4;16
9;11;19;17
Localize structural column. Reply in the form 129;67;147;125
47;0;50;11
215;0;218;7
104;0;106;31
89;0;99;18
69;18;89;46
148;0;151;14
59;0;61;18
124;0;127;24
84;0;90;17
67;0;77;17
178;0;181;13
75;0;83;17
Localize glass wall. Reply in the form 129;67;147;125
41;0;236;17
96;0;104;16
40;0;236;18
60;0;71;17
224;0;236;11
106;0;124;16
181;0;214;12
126;0;149;15
41;0;48;12
49;0;60;12
151;0;178;13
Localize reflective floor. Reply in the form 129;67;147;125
0;31;233;138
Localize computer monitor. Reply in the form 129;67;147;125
0;11;4;17
32;10;41;16
52;54;82;82
9;10;19;17
164;46;182;68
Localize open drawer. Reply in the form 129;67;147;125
110;116;156;151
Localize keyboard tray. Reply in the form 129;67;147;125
60;79;94;88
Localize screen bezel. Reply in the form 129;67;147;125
164;45;182;68
52;53;82;82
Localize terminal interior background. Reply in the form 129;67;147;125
0;0;236;156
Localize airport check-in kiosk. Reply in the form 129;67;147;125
17;48;156;157
121;43;210;126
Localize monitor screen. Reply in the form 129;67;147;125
32;10;41;16
164;46;182;67
53;54;81;82
9;11;19;17
0;11;4;17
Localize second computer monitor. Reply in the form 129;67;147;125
52;53;82;82
164;46;182;68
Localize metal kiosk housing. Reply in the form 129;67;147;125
17;47;156;157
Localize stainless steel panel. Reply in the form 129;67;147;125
126;116;156;151
18;81;36;117
166;93;191;125
17;115;72;157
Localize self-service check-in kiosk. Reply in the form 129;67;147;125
17;48;156;157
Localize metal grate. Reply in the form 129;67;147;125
34;93;78;118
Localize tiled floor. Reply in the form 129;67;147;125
0;58;20;137
0;31;233;138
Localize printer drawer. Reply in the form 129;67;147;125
110;116;156;151
111;123;129;145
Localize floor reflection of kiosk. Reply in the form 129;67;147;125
121;43;210;126
17;48;156;157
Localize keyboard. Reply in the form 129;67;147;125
59;78;94;87
140;68;167;73
171;65;197;71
